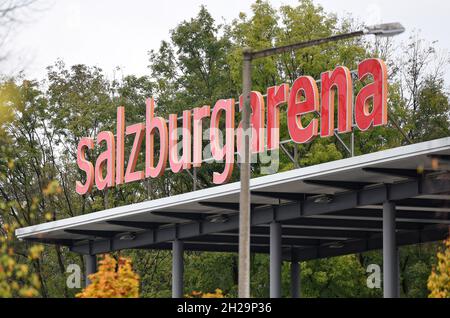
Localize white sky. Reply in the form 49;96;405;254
5;0;450;82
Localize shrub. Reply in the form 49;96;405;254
76;254;139;298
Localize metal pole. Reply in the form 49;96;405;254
270;221;282;298
239;48;252;298
251;31;364;59
397;248;401;296
172;239;184;298
291;251;300;298
351;131;355;157
193;167;197;191
383;201;399;298
84;254;97;287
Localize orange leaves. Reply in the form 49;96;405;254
76;254;140;298
428;237;450;298
186;288;225;298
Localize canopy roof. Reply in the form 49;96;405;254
16;137;450;260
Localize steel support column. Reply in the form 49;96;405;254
397;248;401;296
239;48;252;298
290;253;300;298
172;239;184;298
84;254;97;287
270;221;282;298
383;201;399;298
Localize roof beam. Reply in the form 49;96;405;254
251;191;318;201
286;224;449;261
226;226;369;239
151;211;208;221
182;234;321;247
135;225;449;257
321;208;450;224
64;229;123;238
199;201;265;211
393;198;450;208
303;179;375;190
25;238;82;246
139;242;271;254
280;217;422;231
106;220;165;230
363;167;431;178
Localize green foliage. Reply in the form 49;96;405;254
300;140;343;166
414;77;450;142
185;252;238;297
300;255;370;298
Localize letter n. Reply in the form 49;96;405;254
320;66;353;137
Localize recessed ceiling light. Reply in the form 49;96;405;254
119;232;136;241
208;214;229;224
328;242;345;249
313;194;334;204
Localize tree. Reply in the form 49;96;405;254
414;77;450;141
395;34;450;142
428;238;450;298
76;254;139;298
0;222;43;297
297;255;373;298
0;0;37;64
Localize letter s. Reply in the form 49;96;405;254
76;137;94;195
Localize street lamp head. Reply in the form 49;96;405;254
364;22;405;37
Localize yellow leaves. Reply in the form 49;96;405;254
202;289;225;298
6;258;15;272
76;254;140;298
187;288;225;298
30;197;39;211
16;264;29;278
428;237;450;298
43;180;62;196
44;212;53;221
28;245;44;260
2;223;10;233
18;287;39;298
1;222;42;298
0;81;18;133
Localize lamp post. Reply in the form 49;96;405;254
238;22;405;298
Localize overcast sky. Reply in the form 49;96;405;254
5;0;450;82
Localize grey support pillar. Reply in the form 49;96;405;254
84;254;97;287
290;251;300;298
172;239;184;298
383;201;399;298
397;248;401;296
270;221;282;298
